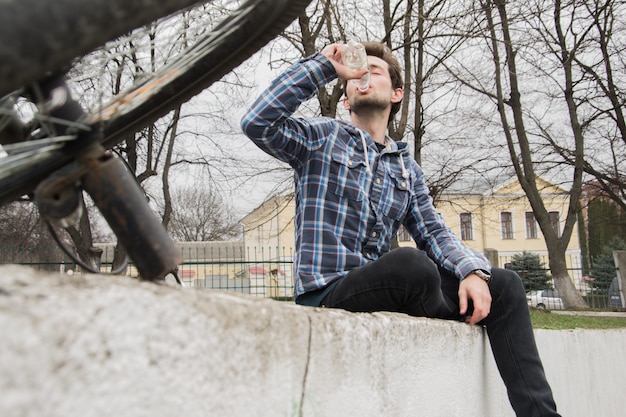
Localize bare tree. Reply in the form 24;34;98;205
167;183;241;242
470;0;587;308
386;0;492;200
0;202;74;271
0;202;40;262
493;0;625;306
551;0;626;212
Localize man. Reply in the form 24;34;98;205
241;42;560;417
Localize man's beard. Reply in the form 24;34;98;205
348;93;389;114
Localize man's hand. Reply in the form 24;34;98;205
320;44;369;82
459;273;492;325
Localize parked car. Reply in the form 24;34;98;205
526;289;564;310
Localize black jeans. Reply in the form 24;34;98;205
319;247;560;417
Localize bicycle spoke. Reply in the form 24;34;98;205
0;144;62;177
0;136;77;155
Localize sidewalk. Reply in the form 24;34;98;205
551;310;626;318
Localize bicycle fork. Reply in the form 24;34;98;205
32;75;181;280
82;149;182;279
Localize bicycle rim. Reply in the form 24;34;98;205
94;0;312;149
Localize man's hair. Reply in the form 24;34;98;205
342;41;404;123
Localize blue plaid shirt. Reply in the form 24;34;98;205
241;53;490;298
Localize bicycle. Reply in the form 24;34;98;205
0;0;311;281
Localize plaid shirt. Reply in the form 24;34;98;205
241;53;490;297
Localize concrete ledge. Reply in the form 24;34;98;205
1;265;625;416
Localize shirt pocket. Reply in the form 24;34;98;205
328;148;366;201
380;168;410;220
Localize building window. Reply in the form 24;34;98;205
501;211;514;239
460;212;473;240
525;211;538;239
549;211;560;236
397;225;411;242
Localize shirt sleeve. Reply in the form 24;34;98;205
403;159;491;280
240;53;338;169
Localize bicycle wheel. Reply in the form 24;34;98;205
0;0;311;205
96;0;312;149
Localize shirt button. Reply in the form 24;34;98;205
401;181;406;187
347;160;353;166
376;178;381;184
372;231;377;237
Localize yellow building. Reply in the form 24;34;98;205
401;176;582;277
240;194;296;297
96;240;249;288
243;177;582;281
241;194;296;256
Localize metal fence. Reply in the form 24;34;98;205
1;243;623;310
0;243;296;301
498;252;622;311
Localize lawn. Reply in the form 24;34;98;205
530;310;626;330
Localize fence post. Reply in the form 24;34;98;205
484;248;499;268
613;251;626;309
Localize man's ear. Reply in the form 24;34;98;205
343;96;351;111
391;87;403;104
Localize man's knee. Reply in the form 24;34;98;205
491;267;526;299
386;247;440;284
388;247;432;267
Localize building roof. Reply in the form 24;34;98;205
442;175;569;197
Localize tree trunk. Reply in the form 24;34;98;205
489;0;587;308
161;105;181;229
65;195;103;271
549;250;587;310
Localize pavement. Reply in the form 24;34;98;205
550;310;626;318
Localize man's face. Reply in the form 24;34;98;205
343;56;403;114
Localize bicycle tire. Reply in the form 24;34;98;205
0;0;204;97
97;0;312;149
0;0;311;205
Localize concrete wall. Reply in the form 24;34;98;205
1;265;625;417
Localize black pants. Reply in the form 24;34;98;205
319;247;560;417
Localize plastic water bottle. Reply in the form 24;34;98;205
342;40;370;91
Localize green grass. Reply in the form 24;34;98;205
530;310;626;330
